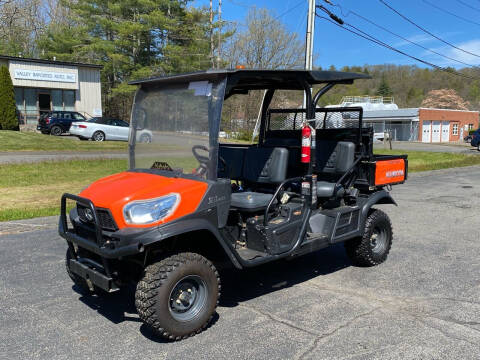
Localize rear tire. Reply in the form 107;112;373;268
139;133;152;143
50;125;62;136
344;209;393;267
135;252;220;340
92;131;105;141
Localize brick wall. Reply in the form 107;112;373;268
418;108;479;142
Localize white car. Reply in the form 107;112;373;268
70;117;152;142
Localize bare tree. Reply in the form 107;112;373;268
225;8;305;70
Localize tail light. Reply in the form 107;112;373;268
45;116;51;124
79;124;87;128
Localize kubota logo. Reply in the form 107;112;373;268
386;170;404;178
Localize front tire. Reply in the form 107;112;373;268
344;209;393;267
135;252;220;340
139;133;152;143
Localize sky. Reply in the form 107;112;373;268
193;0;480;70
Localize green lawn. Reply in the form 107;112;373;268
373;149;480;172
0;130;127;152
1;149;480;221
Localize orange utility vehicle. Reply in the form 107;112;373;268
59;70;407;340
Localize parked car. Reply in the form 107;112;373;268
470;129;480;150
37;111;87;135
70;117;152;142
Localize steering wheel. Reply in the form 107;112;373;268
192;145;227;177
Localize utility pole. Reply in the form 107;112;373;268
305;0;316;71
210;0;215;69
304;0;316;117
218;0;222;68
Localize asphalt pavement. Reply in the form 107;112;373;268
1;166;480;359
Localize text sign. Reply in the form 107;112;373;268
14;69;77;83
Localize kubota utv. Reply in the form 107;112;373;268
59;70;408;340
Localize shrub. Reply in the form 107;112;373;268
0;66;18;130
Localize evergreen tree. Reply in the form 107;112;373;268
0;66;18;131
375;75;393;97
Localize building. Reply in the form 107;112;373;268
0;55;102;125
333;96;479;142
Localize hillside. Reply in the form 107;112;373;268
315;64;480;110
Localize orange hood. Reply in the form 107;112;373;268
79;172;208;229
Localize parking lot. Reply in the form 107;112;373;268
1;166;480;359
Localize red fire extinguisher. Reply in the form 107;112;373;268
301;122;312;163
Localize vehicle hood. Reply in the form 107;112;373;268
79;171;208;229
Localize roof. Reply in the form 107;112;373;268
129;69;371;90
0;54;103;69
363;108;419;119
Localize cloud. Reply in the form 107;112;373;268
393;34;436;48
426;39;480;68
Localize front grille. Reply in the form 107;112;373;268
77;204;118;231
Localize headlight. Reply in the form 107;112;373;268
123;194;180;225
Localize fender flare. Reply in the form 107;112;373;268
360;190;397;221
153;218;243;269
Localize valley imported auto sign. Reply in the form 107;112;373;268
14;69;76;83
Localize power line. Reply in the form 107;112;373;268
379;0;480;59
422;0;480;27
455;0;480;13
316;14;480;81
346;9;478;68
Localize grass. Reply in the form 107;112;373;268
373;149;480;172
0;131;127;152
1;149;480;222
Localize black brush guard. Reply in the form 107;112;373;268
60;193;119;292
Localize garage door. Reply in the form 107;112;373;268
422;121;431;142
441;121;450;142
432;121;441;142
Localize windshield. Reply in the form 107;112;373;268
129;78;226;180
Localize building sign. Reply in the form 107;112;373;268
14;69;76;83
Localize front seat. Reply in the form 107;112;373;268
231;147;289;212
316;141;355;198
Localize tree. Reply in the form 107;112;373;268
0;66;18;130
421;89;470;110
375;75;393;97
38;0;226;120
225;8;304;69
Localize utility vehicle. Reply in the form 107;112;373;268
59;70;408;340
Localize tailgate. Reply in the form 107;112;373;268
372;154;408;186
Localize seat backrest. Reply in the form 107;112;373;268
218;145;248;179
317;141;355;174
243;147;289;184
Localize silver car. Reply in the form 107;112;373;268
70;117;152;142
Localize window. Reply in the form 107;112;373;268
452;123;458;135
64;90;75;111
63;113;72;119
51;90;63;111
468;123;474;130
73;113;85;120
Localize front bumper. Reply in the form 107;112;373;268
59;193;161;259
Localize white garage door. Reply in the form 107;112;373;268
432;121;441;142
441;121;450;142
422;120;431;143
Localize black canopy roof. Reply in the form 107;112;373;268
129;69;370;92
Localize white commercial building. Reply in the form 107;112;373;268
0;55;103;125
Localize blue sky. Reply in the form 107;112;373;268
194;0;480;69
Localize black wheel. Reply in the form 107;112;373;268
139;133;152;143
65;249;94;294
50;125;62;136
135;252;220;340
344;209;393;267
477;144;480;152
92;131;105;141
